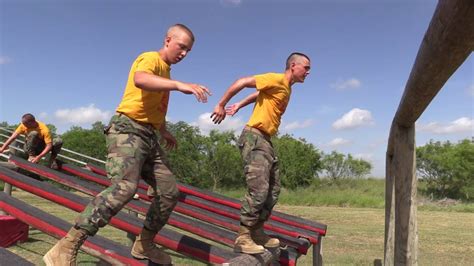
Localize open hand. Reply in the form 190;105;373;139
160;129;177;150
178;82;212;103
29;156;41;164
211;105;226;124
225;103;240;116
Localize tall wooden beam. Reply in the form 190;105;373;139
394;0;474;127
385;1;473;265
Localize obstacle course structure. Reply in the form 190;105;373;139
0;152;326;265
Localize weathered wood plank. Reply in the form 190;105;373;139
385;1;474;264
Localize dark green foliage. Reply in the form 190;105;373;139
165;121;210;188
2;120;377;192
321;151;372;180
61;123;107;162
417;139;474;201
273;134;323;189
203;130;243;190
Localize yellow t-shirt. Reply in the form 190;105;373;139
247;73;292;136
116;51;171;129
15;121;52;144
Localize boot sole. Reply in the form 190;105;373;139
233;247;265;254
131;251;172;265
263;244;280;248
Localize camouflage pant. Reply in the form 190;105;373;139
75;113;179;236
238;127;281;227
23;131;63;157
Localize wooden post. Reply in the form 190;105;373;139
0;183;12;215
393;124;417;265
384;140;395;266
0;162;14;215
3;183;12;196
385;1;473;264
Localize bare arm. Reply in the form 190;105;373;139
31;143;52;163
211;76;256;124
0;131;20;153
158;123;177;150
226;91;259;116
134;72;211;103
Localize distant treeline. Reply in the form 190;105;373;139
1;120;373;191
3;120;472;201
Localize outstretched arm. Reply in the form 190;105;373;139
211;76;256;124
226;91;258;116
134;72;212;103
0;131;20;154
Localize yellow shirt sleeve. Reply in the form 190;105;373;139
134;53;157;74
255;73;276;92
15;124;27;134
39;122;52;144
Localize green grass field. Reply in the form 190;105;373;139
220;178;474;212
3;187;473;266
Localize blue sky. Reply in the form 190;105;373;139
1;0;472;177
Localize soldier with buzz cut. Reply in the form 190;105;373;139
43;23;211;266
211;52;311;254
0;113;63;169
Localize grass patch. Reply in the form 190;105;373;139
220;178;385;208
5;190;474;265
219;178;474;212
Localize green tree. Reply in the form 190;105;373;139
322;151;348;180
91;121;106;132
346;154;372;179
273;134;322;189
166;121;210;188
417;139;474;201
322;151;372;179
202;130;242;190
46;124;57;136
61;123;107;162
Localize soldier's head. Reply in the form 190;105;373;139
161;24;195;65
286;52;311;83
21;113;38;128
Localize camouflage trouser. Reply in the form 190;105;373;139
23;131;63;157
75;113;179;236
238;127;281;227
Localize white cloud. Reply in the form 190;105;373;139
191;112;245;135
418;117;474;134
330;78;361;91
326;138;352;148
332;108;375;130
54;104;112;124
467;84;474;97
282;119;314;131
0;56;12;65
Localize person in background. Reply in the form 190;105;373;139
0;113;62;169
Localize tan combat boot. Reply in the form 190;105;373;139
234;225;265;254
48;158;60;170
251;221;280;248
131;228;172;265
43;227;89;266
